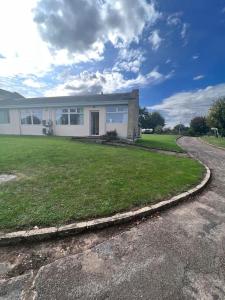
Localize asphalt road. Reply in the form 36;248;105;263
1;137;225;300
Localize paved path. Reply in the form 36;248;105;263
1;137;225;299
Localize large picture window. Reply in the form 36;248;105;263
56;108;84;125
20;110;42;125
0;109;10;124
106;106;128;124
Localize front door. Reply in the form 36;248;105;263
90;111;99;135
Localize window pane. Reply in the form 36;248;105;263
70;114;83;125
21;111;32;125
106;105;128;113
70;107;83;113
32;110;42;125
77;107;83;113
0;110;10;124
56;111;68;125
117;105;128;112
106;112;128;123
106;106;117;112
62;109;68;113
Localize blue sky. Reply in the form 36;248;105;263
0;0;225;126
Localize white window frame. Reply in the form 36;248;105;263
20;109;42;125
0;109;10;124
106;105;128;124
55;107;84;125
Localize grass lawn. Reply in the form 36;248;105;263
136;134;183;152
202;136;225;149
0;136;203;231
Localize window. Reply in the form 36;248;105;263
0;109;10;124
106;106;128;124
21;110;42;125
56;107;84;125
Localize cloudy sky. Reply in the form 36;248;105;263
0;0;225;126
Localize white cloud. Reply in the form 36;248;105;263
33;0;160;59
193;75;205;81
181;23;189;39
23;78;46;88
45;68;171;97
113;48;145;73
0;0;51;77
0;0;82;79
0;0;160;79
192;55;199;60
167;12;189;45
149;30;163;51
167;12;183;26
149;83;225;127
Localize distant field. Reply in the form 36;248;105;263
202;136;225;149
0;136;203;231
136;134;184;152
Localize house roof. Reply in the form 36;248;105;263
0;91;137;109
0;89;24;101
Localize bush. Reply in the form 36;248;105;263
103;130;118;141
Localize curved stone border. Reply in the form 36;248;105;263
0;157;211;246
199;137;225;151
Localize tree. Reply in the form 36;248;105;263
154;125;163;134
139;107;149;129
163;127;173;134
139;108;165;130
190;116;209;136
207;98;225;136
150;112;165;130
173;124;189;135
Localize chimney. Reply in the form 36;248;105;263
131;89;139;99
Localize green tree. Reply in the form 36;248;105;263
139;107;149;129
154;125;163;134
173;124;189;135
139;108;165;130
207;98;225;136
190;116;209;136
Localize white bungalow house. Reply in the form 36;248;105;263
0;89;139;139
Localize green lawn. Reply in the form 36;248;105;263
136;134;183;152
202;136;225;149
0;136;203;231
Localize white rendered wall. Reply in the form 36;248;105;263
0;109;20;135
0;106;128;138
53;106;106;137
106;123;128;138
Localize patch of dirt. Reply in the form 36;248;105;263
0;220;148;280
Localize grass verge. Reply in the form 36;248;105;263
201;136;225;149
136;134;183;152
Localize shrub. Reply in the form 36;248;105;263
103;130;118;141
